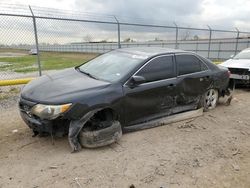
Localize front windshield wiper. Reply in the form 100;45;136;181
75;67;99;80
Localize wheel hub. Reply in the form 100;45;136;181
205;89;218;108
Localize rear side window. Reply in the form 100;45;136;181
136;55;175;82
176;54;208;75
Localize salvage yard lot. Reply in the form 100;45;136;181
0;89;250;187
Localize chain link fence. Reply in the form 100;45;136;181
0;4;250;83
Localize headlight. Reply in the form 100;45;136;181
31;103;72;120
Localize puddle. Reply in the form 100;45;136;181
0;52;27;58
0;62;12;67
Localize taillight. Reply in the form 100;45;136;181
227;70;231;77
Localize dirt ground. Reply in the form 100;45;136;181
0;89;250;188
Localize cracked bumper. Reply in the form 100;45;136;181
20;111;53;133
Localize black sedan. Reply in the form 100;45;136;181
19;47;232;151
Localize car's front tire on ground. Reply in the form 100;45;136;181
79;121;122;148
200;88;219;111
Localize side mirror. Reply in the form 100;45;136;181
129;75;146;87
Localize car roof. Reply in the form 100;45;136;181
116;47;185;57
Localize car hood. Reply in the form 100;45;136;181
220;59;250;70
21;68;111;104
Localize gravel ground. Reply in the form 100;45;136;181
0;89;250;188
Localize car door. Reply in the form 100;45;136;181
122;54;178;126
175;54;213;107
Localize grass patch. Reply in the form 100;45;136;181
0;94;9;100
0;51;99;73
0;86;20;101
213;61;222;65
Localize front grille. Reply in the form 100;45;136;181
229;68;249;75
19;103;31;112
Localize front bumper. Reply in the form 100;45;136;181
19;110;53;134
228;68;250;83
19;97;69;136
230;73;250;80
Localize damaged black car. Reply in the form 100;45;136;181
19;47;232;152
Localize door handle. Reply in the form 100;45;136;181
200;76;210;81
167;83;175;88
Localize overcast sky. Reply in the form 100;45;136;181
0;0;250;45
1;0;250;31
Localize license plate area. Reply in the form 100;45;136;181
230;74;250;80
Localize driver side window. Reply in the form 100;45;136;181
136;55;175;83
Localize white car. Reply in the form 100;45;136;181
221;48;250;84
29;49;37;55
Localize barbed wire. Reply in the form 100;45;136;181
0;3;250;34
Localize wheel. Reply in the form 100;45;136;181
203;88;219;111
79;121;122;148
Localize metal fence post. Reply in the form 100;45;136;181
207;25;212;59
217;41;221;60
195;42;198;53
29;5;42;76
173;22;178;49
234;27;240;56
114;16;121;49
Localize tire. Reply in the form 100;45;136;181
79;121;122;148
202;88;219;111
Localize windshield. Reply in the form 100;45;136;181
234;50;250;59
78;51;146;82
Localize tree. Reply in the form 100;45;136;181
193;35;199;40
83;34;93;42
99;40;107;43
181;30;190;40
123;38;131;42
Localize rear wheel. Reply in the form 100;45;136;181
202;88;219;111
